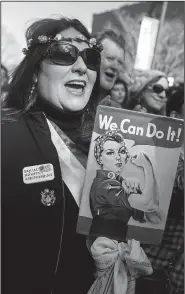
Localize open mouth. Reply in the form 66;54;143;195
105;72;115;80
65;80;86;94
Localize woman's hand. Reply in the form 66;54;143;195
133;104;147;113
98;95;111;106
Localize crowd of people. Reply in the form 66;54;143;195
1;14;184;294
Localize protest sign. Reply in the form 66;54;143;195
77;106;183;244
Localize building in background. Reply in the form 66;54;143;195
92;1;184;83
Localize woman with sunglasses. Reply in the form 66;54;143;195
2;17;102;294
128;70;169;115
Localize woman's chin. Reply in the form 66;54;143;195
63;102;87;112
114;168;121;174
114;99;124;104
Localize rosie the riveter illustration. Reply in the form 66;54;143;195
89;130;164;240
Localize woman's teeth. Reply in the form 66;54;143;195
65;81;86;94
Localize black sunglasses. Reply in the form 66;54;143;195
44;41;101;71
149;84;168;95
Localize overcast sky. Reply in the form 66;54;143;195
2;1;131;48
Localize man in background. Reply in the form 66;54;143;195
95;30;126;102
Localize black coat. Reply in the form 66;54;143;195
2;111;94;294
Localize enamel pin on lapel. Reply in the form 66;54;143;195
40;189;56;206
23;163;55;184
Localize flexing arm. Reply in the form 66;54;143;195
129;152;160;210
